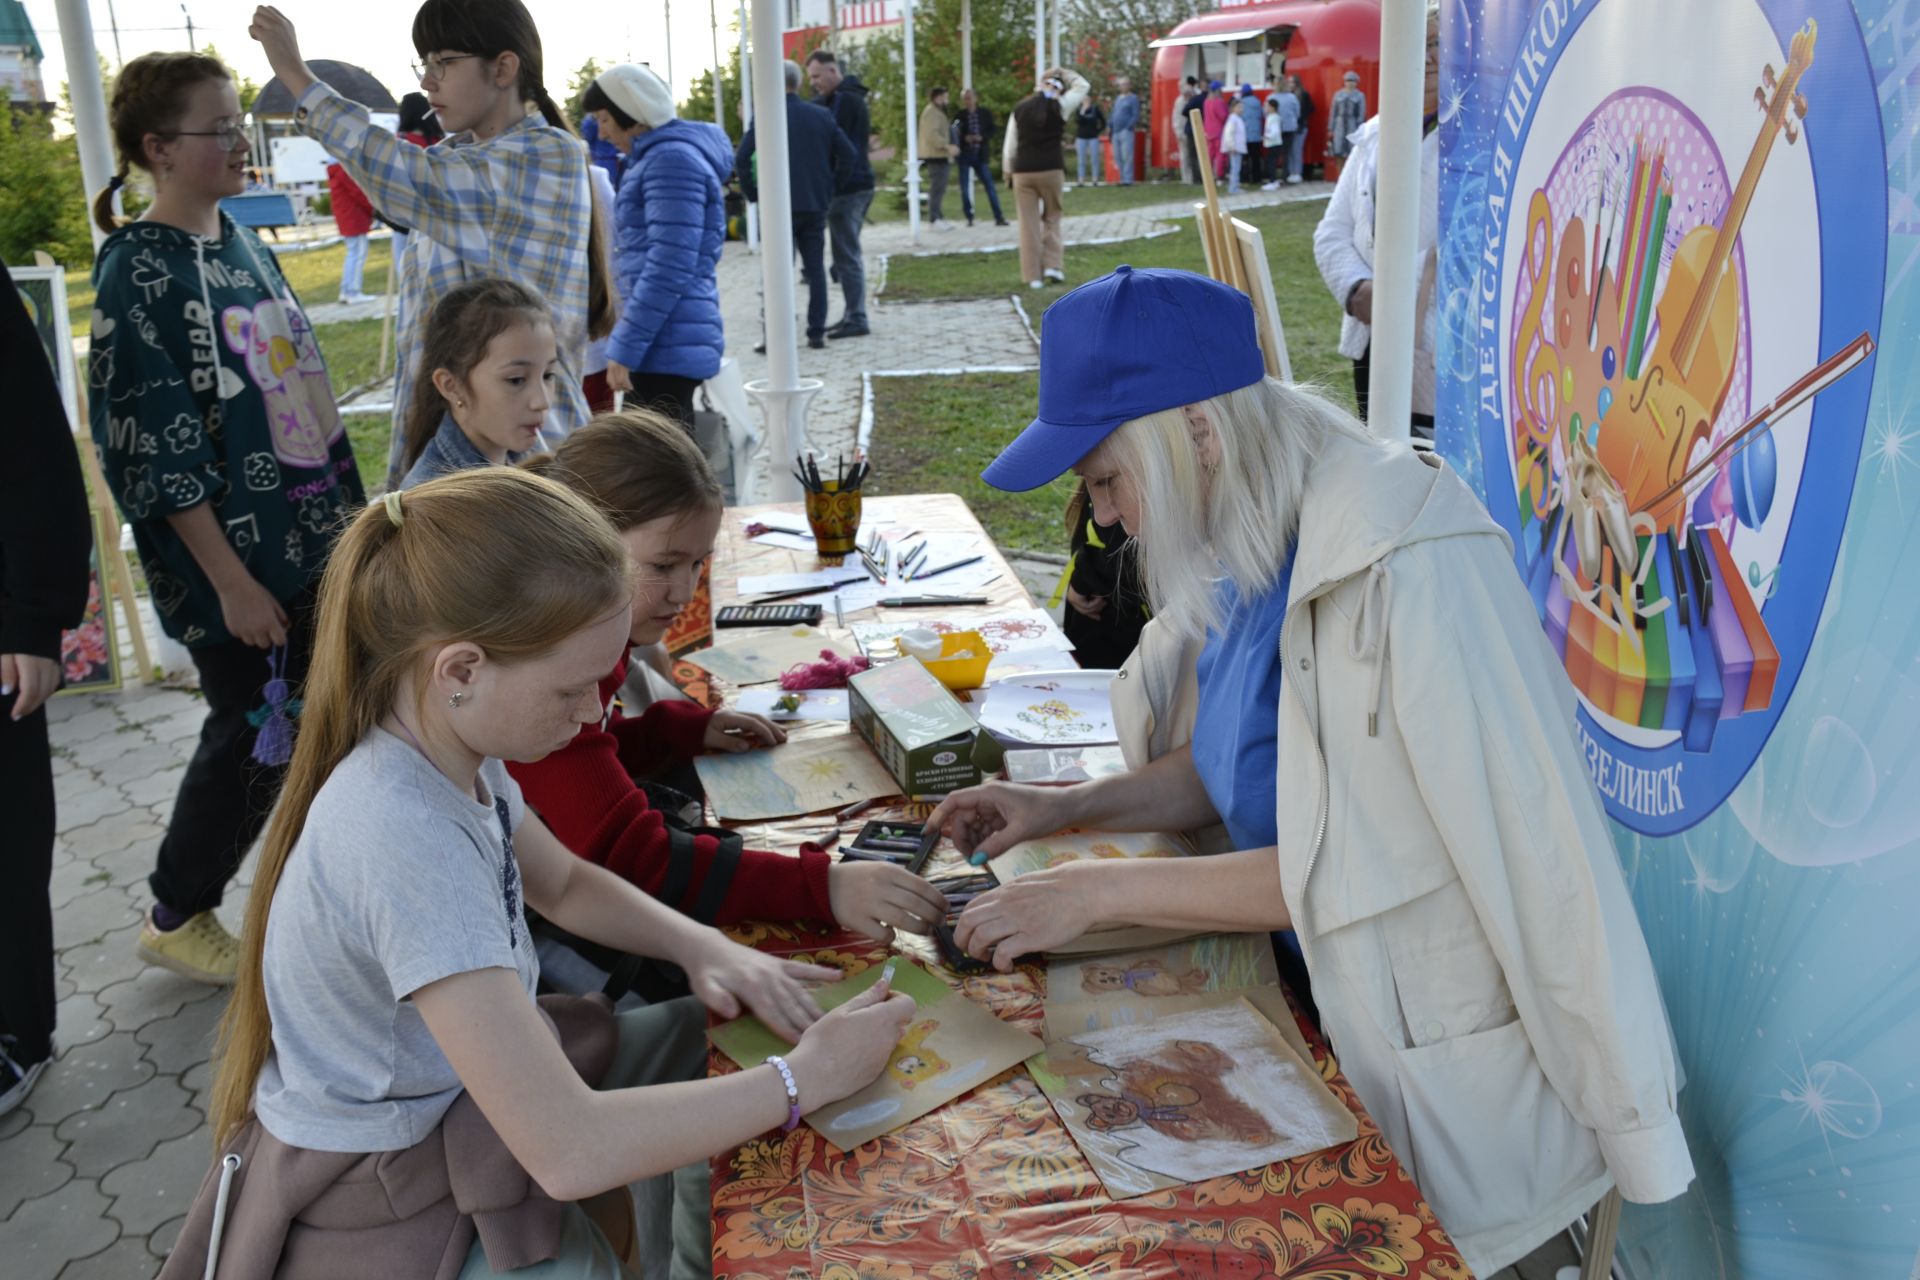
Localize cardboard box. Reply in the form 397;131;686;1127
848;658;991;795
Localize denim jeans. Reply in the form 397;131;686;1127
793;210;830;339
958;150;1003;221
1227;151;1243;192
1113;129;1134;183
1075;137;1101;183
826;188;872;326
340;233;368;298
1288;129;1306;178
924;159;950;222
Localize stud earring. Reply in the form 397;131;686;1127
448;691;467;708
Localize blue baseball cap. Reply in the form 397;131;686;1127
1208;79;1223;90
1240;83;1255;95
981;266;1265;493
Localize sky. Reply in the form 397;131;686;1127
21;0;740;114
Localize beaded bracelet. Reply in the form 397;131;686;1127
764;1055;802;1132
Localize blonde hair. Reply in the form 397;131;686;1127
1102;377;1374;643
92;51;232;233
209;468;630;1145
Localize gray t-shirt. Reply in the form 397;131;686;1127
253;727;538;1152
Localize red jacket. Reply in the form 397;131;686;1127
508;654;836;926
326;162;375;238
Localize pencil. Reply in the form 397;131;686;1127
912;555;984;580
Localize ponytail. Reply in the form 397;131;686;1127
210;467;630;1145
527;83;616;342
92;165;131;235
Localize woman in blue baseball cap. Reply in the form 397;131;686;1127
930;266;1694;1277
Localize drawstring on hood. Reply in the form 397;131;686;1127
1349;562;1393;737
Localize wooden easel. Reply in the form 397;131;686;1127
1185;110;1293;381
35;251;155;683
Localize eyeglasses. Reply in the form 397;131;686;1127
413;52;480;82
168;122;249;152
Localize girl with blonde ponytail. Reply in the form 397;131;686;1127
183;468;915;1278
249;1;615;491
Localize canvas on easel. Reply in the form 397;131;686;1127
1180;119;1293;382
13;258;153;690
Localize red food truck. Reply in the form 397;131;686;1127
1148;0;1380;178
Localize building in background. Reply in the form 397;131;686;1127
0;0;48;107
780;0;904;61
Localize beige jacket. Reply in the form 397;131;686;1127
1112;429;1693;1276
918;102;958;159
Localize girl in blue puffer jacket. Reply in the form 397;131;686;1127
582;63;734;429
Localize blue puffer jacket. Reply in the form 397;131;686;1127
607;119;734;379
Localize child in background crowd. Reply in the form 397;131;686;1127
88;50;364;985
1261;95;1285;190
398;277;557;489
174;469;914;1279
513;414;950;952
249;0;615;488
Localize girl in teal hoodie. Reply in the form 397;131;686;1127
88;51;364;987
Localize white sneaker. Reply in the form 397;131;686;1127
1043;268;1065;283
1287;175;1303;185
1261;181;1280;191
0;1040;54;1118
1029;280;1044;290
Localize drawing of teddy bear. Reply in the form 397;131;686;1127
222;300;343;469
886;1019;950;1089
1077;1040;1273;1146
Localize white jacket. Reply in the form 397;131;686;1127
1112;428;1694;1276
1222;113;1247;155
1312;118;1438;414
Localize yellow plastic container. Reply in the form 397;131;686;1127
919;630;991;691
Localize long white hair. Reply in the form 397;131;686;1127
1102;376;1375;644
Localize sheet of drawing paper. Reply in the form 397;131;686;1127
853;609;1074;660
976;684;1117;745
986;830;1189;885
732;687;852;722
708;959;1044;1151
1030;999;1356;1198
694;734;899;820
1002;745;1131;784
684;627;842;687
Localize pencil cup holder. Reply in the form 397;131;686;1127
805;484;862;557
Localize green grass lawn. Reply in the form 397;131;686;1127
64;236;396;335
866;199;1354;557
873;172;1198;224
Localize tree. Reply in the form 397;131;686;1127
0;108;94;267
857;0;1041;154
1062;0;1203;122
678;45;746;147
565;57;605;124
202;45;262;113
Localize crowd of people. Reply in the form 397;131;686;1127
0;4;1623;1277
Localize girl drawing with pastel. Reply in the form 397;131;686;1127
249;0;616;488
160;470;913;1278
88;50;363;989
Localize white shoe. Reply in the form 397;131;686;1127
1261;181;1280;191
0;1040;54;1118
1043;268;1065;283
1029;280;1044;290
1287;175;1303;184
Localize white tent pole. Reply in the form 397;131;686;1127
1050;0;1062;73
710;0;726;130
904;0;920;244
665;0;676;95
55;0;117;251
1034;0;1045;86
749;0;802;500
961;0;972;91
739;0;758;252
1368;0;1424;441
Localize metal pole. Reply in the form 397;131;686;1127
1050;0;1061;73
54;0;117;251
709;0;726;129
665;0;675;95
904;0;920;244
739;0;758;251
750;0;803;500
1034;0;1045;86
1368;0;1423;441
104;0;123;66
181;3;194;52
960;0;972;91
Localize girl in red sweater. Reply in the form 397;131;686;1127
513;411;948;941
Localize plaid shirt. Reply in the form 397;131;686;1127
296;83;593;488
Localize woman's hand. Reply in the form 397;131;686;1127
827;862;949;944
605;360;633;394
1064;584;1107;620
927;781;1075;865
703;709;786;753
785;978;917;1110
2;653;61;720
683;929;839;1043
955;863;1098;971
248;8;315;97
218;576;290;649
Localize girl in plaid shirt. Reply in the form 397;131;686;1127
250;1;616;489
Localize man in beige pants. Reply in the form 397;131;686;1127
1002;67;1089;289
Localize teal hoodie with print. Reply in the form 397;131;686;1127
88;214;363;648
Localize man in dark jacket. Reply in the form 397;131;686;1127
953;87;1007;226
1;263;93;1116
804;50;875;339
1181;77;1209;185
736;60;857;348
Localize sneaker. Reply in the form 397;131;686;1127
1028;280;1044;290
1261;181;1280;191
0;1040;54;1118
1287;175;1303;185
1043;268;1065;283
137;908;240;985
827;320;870;339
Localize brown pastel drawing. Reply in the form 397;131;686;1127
1078;957;1213;998
1076;1040;1277;1146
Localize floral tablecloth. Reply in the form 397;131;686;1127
700;497;1472;1280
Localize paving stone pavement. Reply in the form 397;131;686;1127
6;183;1322;1279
